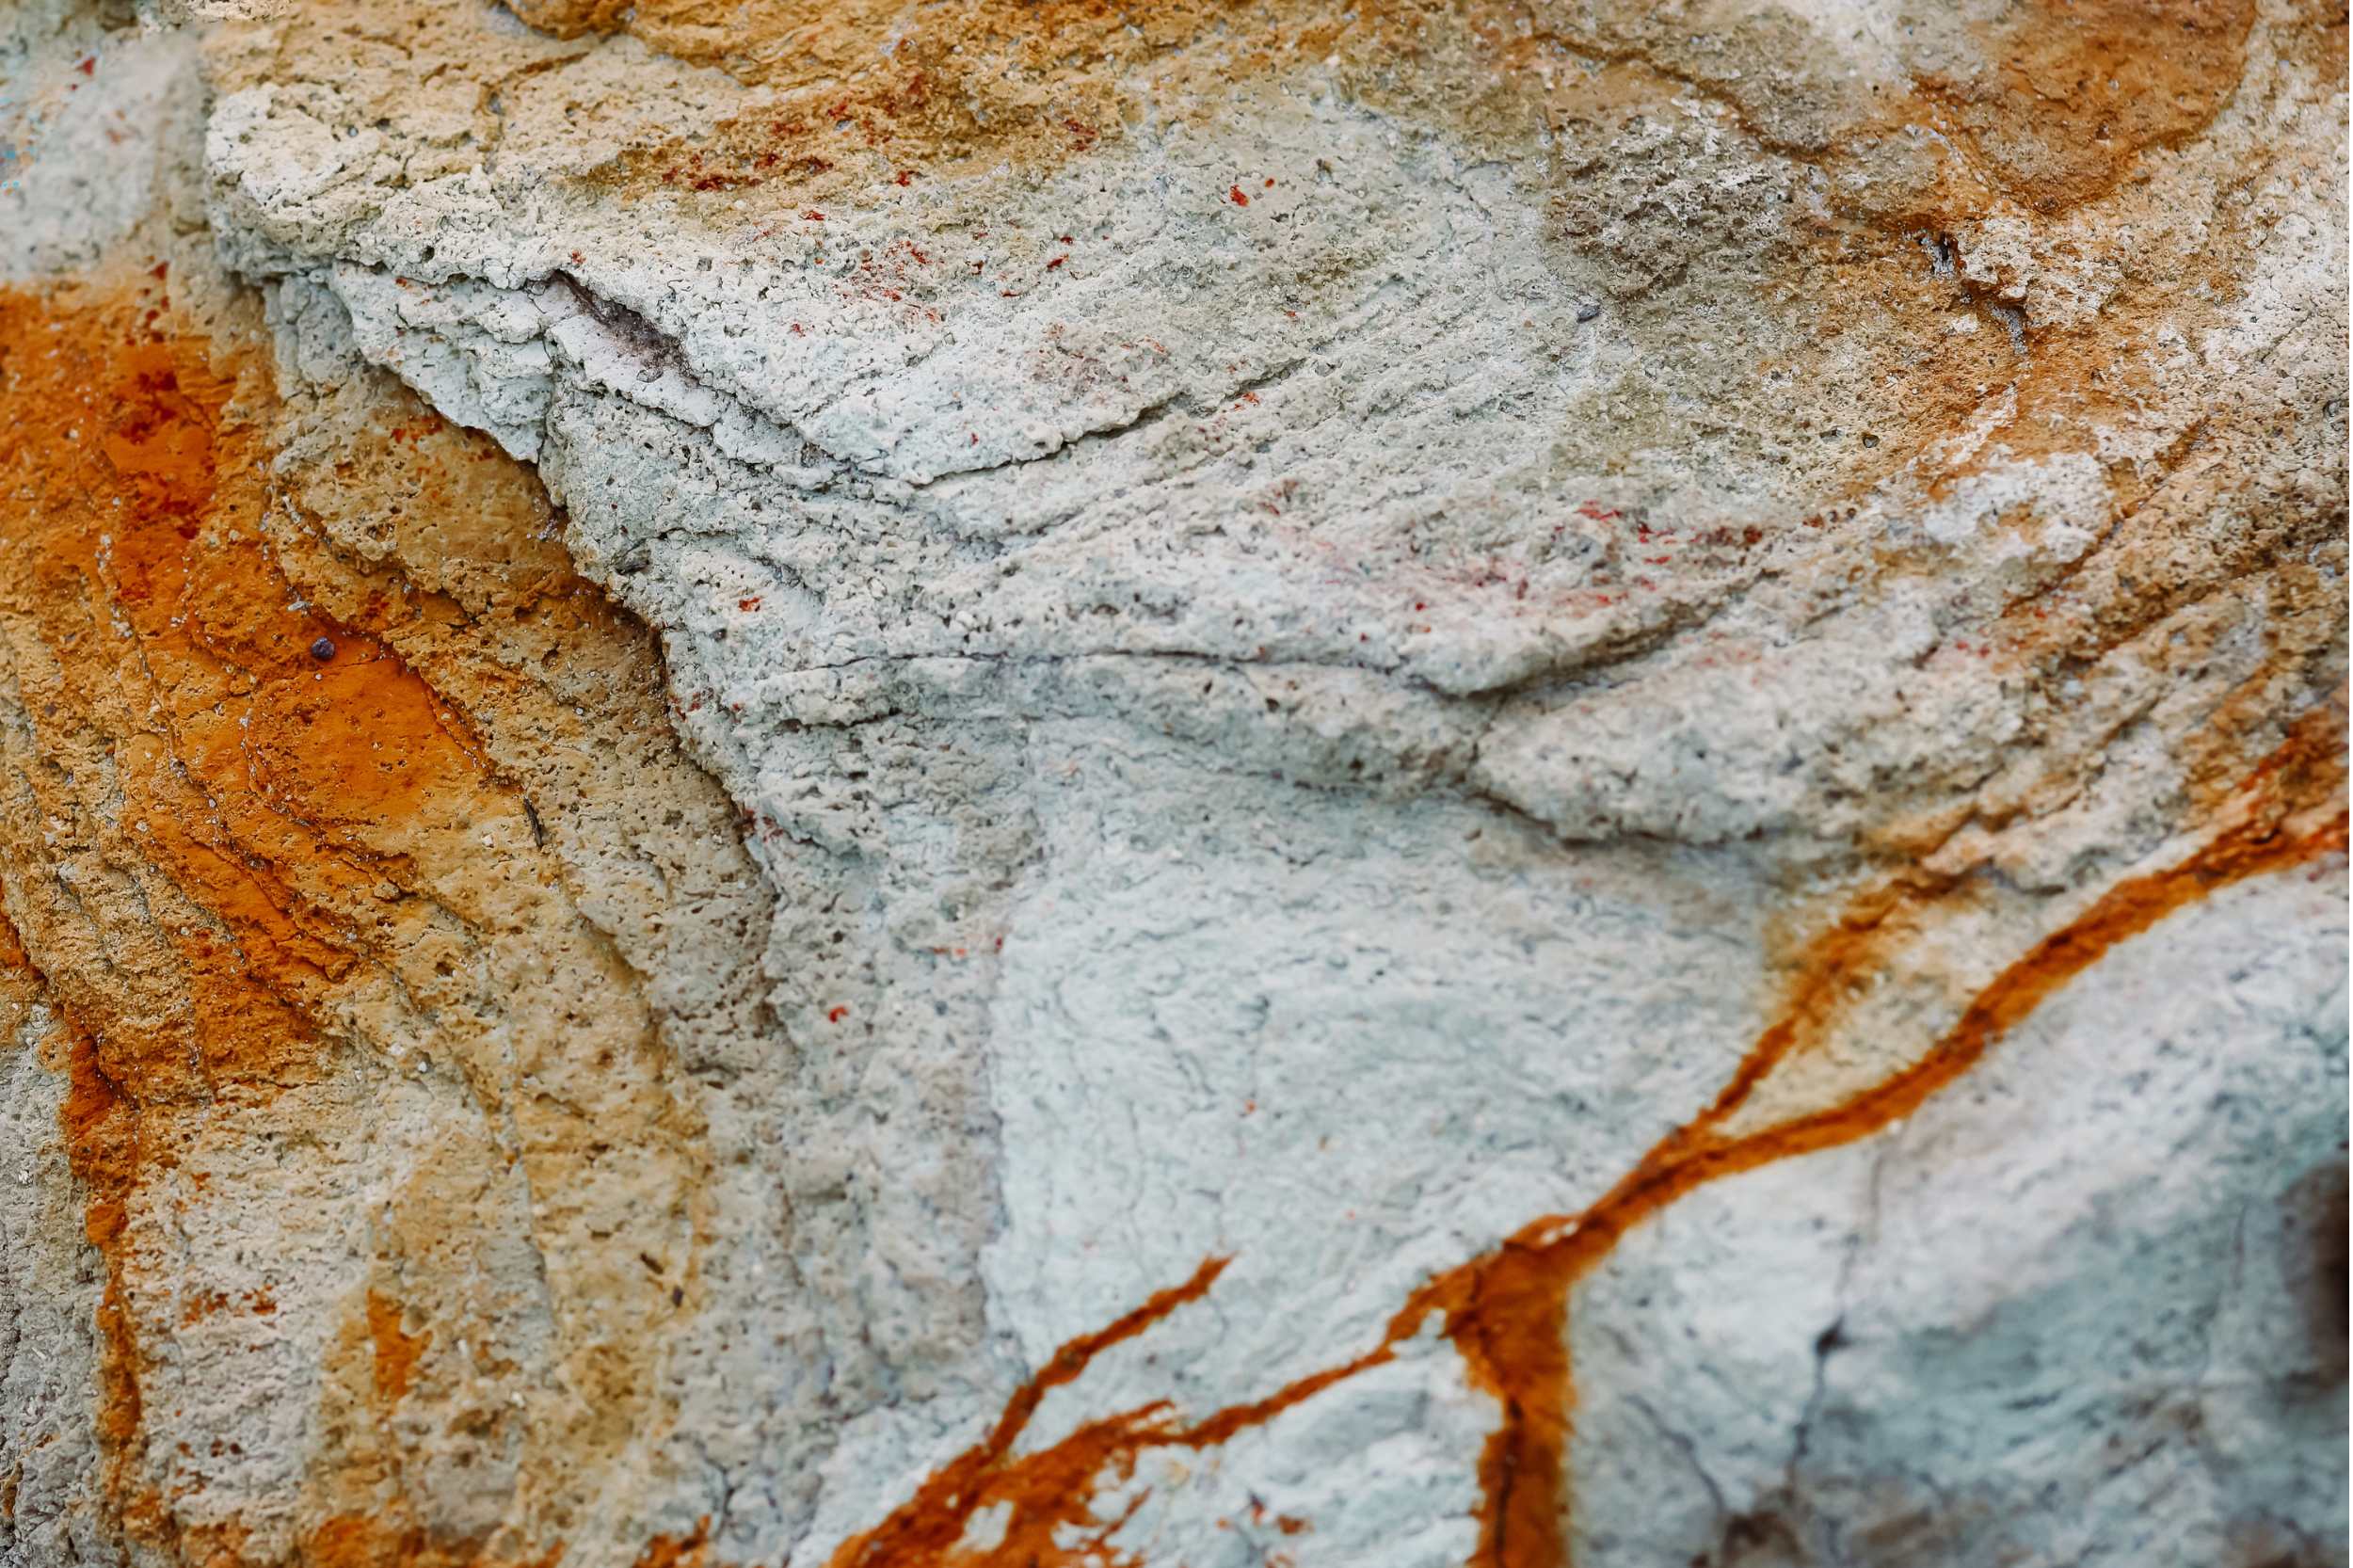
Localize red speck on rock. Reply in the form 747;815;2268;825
1229;184;1251;206
76;56;94;75
826;1006;849;1023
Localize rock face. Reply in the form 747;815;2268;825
0;2;2345;1566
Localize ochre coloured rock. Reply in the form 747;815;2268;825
0;2;2344;1567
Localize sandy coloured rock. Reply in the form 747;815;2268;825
0;3;2345;1566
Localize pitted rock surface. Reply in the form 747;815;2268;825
0;3;2345;1567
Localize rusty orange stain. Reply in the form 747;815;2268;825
366;1289;432;1403
303;1513;568;1568
1909;0;2257;217
630;1518;712;1567
828;1258;1232;1568
3;2;2329;1549
825;706;2347;1567
0;276;523;1563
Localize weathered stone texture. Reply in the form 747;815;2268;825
0;2;2345;1566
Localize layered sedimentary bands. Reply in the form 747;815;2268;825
0;1;2345;1565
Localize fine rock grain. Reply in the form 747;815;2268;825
0;3;2344;1567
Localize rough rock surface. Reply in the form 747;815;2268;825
0;2;2345;1566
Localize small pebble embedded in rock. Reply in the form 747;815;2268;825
310;636;336;662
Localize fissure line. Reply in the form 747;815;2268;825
827;708;2348;1568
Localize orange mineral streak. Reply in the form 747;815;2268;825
302;1513;567;1568
631;1518;712;1568
827;1258;1233;1568
0;280;501;1072
366;1289;432;1403
830;713;2347;1568
534;0;2255;238
0;279;515;1559
58;1022;146;1530
1417;713;2348;1568
1920;0;2258;216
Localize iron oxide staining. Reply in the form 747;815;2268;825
825;1260;1234;1568
825;710;2348;1568
0;274;488;1561
530;0;2264;239
8;3;2337;1562
0;274;733;1568
1914;0;2260;216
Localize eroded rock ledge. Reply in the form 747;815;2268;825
1;3;2345;1567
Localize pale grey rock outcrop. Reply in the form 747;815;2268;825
0;0;2343;1564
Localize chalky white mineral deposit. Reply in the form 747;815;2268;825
0;2;2344;1567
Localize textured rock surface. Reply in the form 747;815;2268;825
0;2;2345;1566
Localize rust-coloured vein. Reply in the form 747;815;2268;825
1420;710;2347;1568
827;708;2347;1568
828;1257;1230;1568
